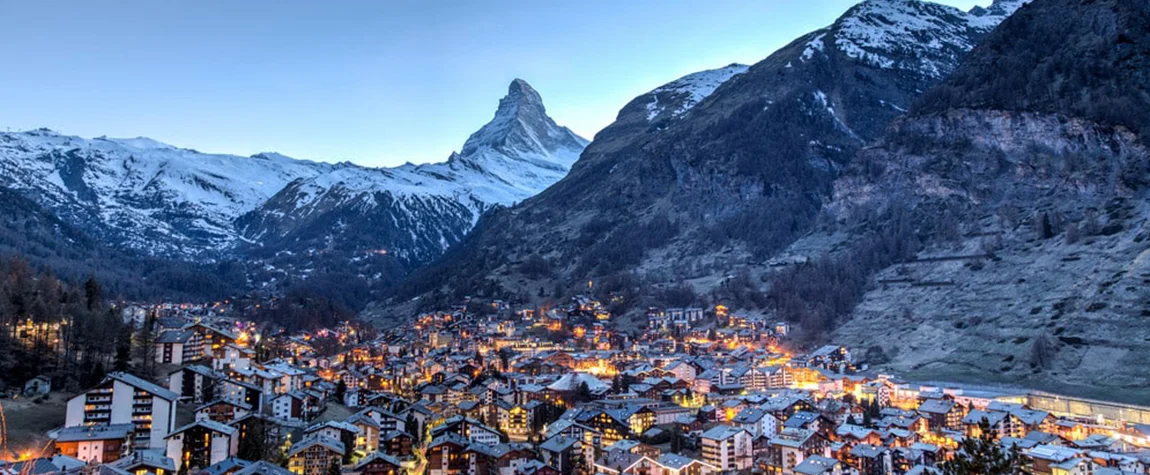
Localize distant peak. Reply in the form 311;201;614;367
458;79;587;166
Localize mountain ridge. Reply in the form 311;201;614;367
0;79;587;295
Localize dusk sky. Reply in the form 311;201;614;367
0;0;990;168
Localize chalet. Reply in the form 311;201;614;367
806;346;854;374
109;449;177;475
431;416;503;445
539;436;583;475
165;420;239;471
346;412;382;454
303;421;359;449
272;391;310;423
220;378;265;413
846;444;891;475
195;400;252;424
156;329;203;365
380;430;415;460
651;454;718;475
791;455;844;475
51;423;134;463
428;433;471;475
700;425;752;472
917;399;965;432
963;410;1027;439
168;365;223;404
352;452;404;475
575;409;636;444
285;436;345;475
732;408;779;438
65;372;180;451
766;428;831;475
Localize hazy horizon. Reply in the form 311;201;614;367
0;0;992;168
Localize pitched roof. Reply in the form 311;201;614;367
199;457;251;475
353;452;403;470
107;372;180;401
232;461;296;475
917;399;956;415
287;435;346;457
156;329;197;344
53;423;135;442
701;425;746;441
794;455;840;475
169;419;239;438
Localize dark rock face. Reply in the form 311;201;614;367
825;0;1150;403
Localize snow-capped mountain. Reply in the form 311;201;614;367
235;79;588;266
0;128;338;258
827;0;1029;79
0;79;586;273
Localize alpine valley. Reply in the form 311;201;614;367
5;0;1150;406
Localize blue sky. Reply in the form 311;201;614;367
0;0;989;167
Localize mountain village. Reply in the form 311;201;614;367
1;1;1148;475
2;292;1148;475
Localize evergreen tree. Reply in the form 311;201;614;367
326;459;342;475
83;276;102;312
239;418;270;461
335;380;348;403
340;430;356;464
134;311;157;377
939;420;1024;475
113;328;132;372
574;381;593;403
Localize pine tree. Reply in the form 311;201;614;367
326;459;342;475
239;418;270;461
83;276;102;312
340;431;355;464
113;328;132;372
939;420;1024;475
575;381;593;403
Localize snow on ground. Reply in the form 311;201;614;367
646;64;749;121
832;0;1022;78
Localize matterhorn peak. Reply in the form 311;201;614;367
490;78;547;124
460;79;587;160
507;78;542;102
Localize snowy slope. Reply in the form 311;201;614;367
235;79;588;266
814;0;1031;79
645;64;750;121
0;128;337;257
0;80;586;266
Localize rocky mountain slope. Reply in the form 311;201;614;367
0;80;585;294
826;0;1150;403
392;0;1026;306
